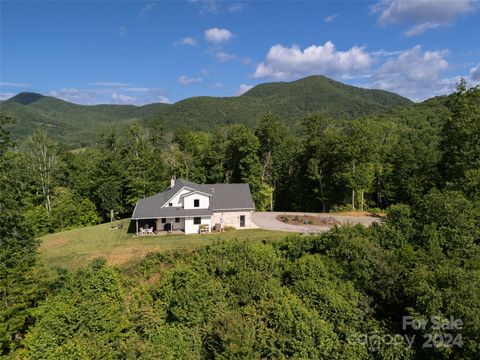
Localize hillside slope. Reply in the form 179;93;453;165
1;76;413;146
150;75;413;130
0;93;169;147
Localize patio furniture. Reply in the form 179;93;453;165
199;224;209;234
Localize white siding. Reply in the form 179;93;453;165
211;210;253;229
183;193;210;209
184;216;211;234
163;188;192;208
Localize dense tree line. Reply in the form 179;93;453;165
0;83;479;358
0;83;467;236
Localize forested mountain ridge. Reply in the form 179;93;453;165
0;75;412;147
0;92;169;147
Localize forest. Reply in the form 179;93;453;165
0;81;479;359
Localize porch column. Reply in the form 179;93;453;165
135;219;138;235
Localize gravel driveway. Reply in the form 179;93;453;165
252;212;380;233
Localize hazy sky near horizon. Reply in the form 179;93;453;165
1;0;479;105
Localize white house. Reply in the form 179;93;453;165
132;179;255;234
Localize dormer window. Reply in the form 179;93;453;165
169;202;173;207
194;199;200;207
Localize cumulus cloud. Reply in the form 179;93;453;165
178;75;203;85
372;0;478;36
0;81;32;88
49;88;99;105
157;95;171;104
49;85;169;105
175;37;196;46
368;45;450;100
325;14;338;23
235;84;253;96
111;93;136;104
204;27;234;43
252;41;372;80
375;45;448;83
471;65;480;81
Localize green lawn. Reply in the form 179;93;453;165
38;219;290;270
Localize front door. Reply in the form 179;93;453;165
240;215;245;227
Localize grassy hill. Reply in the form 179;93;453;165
38;219;287;269
1;75;413;146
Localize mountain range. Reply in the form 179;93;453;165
0;75;413;147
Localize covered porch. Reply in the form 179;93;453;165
135;217;185;236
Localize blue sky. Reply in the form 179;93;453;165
1;0;479;104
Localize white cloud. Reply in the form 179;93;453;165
235;84;253;96
372;0;478;36
178;75;203;85
371;49;405;57
119;26;127;36
376;45;448;83
215;51;237;62
49;88;99;105
157;95;171;104
471;65;480;81
175;37;196;46
111;93;136;104
49;85;170;105
139;3;155;18
204;27;234;43
368;45;450;100
0;93;15;100
325;14;338;23
252;41;372;80
88;82;131;87
0;82;32;88
403;22;442;36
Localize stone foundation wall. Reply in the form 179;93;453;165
211;210;253;229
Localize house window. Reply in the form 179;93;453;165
175;218;180;223
194;217;201;225
169;202;173;207
194;199;200;207
161;218;166;223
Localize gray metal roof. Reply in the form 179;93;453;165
132;179;254;219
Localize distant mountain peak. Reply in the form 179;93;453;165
6;92;45;105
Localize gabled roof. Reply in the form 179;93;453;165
179;190;212;198
132;179;254;219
